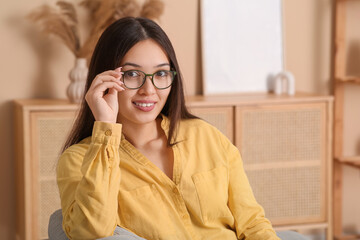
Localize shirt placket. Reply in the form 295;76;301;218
170;146;200;240
170;185;200;240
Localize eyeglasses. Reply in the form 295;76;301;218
121;70;176;90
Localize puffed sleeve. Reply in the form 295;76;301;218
218;133;280;240
57;121;122;239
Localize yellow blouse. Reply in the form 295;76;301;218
57;116;279;240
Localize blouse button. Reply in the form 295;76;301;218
105;129;112;136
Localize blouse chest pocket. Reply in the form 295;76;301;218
192;166;233;224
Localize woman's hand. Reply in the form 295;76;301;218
85;67;125;123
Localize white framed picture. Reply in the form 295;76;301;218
201;0;284;95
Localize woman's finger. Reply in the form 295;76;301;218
97;68;123;80
91;73;123;89
90;81;125;98
103;87;119;104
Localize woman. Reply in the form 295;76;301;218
57;17;280;240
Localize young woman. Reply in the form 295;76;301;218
57;17;280;240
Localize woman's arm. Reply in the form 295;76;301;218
218;133;280;240
57;67;124;239
57;121;122;239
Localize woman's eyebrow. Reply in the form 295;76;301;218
155;63;170;68
122;62;141;68
121;62;170;68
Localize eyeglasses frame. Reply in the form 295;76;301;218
121;69;177;90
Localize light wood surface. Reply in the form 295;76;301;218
186;92;333;107
337;156;360;169
326;100;334;239
335;76;360;84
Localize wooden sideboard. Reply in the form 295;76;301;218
14;93;333;240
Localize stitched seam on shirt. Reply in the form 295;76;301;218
63;150;85;158
93;135;121;146
120;141;148;166
215;129;231;186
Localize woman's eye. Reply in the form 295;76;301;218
155;71;168;77
126;71;140;77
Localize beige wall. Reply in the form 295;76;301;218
0;0;359;239
283;0;332;95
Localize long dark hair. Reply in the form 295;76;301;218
62;17;196;151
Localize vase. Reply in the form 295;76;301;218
67;58;88;103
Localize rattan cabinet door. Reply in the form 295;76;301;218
236;103;330;226
15;100;77;240
30;112;76;239
189;106;234;143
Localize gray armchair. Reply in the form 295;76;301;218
48;209;310;240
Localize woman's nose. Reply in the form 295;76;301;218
138;76;156;95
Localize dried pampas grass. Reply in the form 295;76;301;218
78;0;142;59
28;1;81;56
141;0;164;20
29;0;165;60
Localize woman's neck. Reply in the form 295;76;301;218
121;118;164;148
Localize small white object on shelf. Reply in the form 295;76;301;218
273;71;295;95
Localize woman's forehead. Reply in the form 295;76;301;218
120;39;169;67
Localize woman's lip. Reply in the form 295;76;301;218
132;100;157;103
133;102;156;112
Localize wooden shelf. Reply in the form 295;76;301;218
333;0;360;237
334;234;360;240
335;76;360;85
336;156;360;169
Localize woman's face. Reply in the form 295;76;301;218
117;39;172;126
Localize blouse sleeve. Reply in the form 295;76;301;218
218;133;280;240
57;121;122;239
